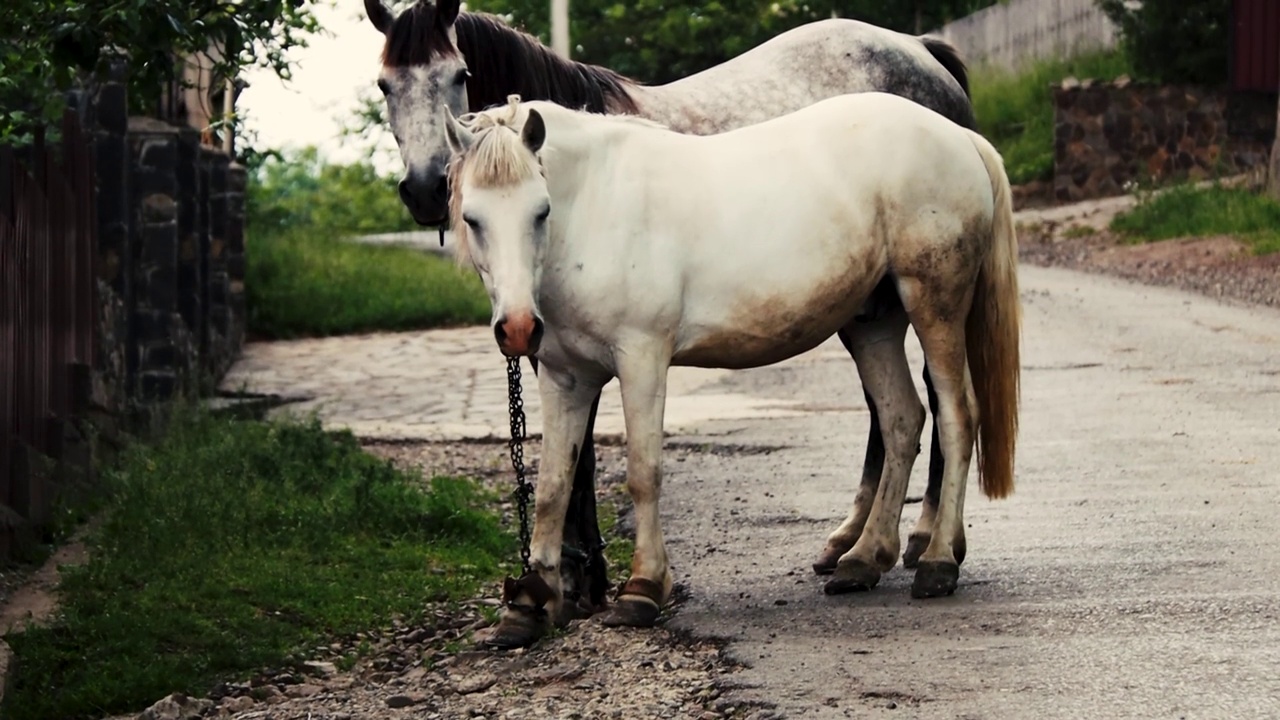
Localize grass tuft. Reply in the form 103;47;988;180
1110;183;1280;255
246;228;491;339
2;409;512;720
971;50;1132;185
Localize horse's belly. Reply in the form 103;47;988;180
672;261;883;370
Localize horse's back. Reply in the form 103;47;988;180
646;18;974;132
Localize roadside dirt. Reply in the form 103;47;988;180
1014;192;1280;310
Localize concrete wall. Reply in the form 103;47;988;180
932;0;1120;71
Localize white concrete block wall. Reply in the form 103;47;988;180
932;0;1121;71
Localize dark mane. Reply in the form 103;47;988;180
457;14;640;114
382;7;639;115
381;1;456;67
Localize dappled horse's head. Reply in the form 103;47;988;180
444;96;550;357
365;0;469;226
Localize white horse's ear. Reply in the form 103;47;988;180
364;0;393;34
522;109;546;154
444;106;475;155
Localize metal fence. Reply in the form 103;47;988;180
0;111;98;526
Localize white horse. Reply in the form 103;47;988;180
443;95;1022;646
363;0;988;616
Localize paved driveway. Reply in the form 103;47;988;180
224;264;1280;718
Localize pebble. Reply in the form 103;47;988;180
454;672;499;695
304;660;338;677
285;683;324;699
385;694;418;709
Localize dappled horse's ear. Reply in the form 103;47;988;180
443;106;475;156
522;110;546;154
364;0;393;34
435;0;462;26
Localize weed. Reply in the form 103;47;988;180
597;500;637;589
2;408;512;720
246;226;491;338
971;50;1132;185
1062;224;1097;239
1110;182;1280;255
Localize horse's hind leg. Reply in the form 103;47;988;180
824;309;925;595
811;329;886;575
902;370;962;569
562;396;610;612
901;288;979;599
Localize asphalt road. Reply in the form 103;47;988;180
651;264;1280;719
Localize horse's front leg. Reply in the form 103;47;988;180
483;364;602;649
601;346;672;629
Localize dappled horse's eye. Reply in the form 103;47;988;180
454;69;470;86
377;79;391;96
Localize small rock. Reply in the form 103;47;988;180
403;628;433;644
139;693;214;720
254;686;285;705
455;672;499;695
386;694;419;709
285;683;323;699
221;696;256;713
303;660;338;677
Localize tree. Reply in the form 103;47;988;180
0;0;322;144
1096;0;1230;85
469;0;998;86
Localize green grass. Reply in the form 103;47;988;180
597;496;637;589
2;409;513;720
971;50;1133;185
1110;183;1280;255
246;227;491;339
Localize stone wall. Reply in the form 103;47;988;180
1053;79;1277;202
0;56;248;555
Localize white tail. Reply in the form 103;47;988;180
963;130;1022;499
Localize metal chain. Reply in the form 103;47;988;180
506;355;534;576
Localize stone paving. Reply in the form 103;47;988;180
221;326;855;441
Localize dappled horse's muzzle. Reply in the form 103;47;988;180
397;172;449;227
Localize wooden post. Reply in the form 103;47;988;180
1269;42;1280;199
551;0;570;58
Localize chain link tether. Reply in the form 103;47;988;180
506;355;534;576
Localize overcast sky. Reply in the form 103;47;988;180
237;1;400;170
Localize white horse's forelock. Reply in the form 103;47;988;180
448;95;544;268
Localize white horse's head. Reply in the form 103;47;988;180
366;0;470;226
444;96;550;357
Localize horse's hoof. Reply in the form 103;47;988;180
911;560;959;599
811;545;846;576
600;598;661;627
902;533;931;569
477;610;548;649
823;558;881;595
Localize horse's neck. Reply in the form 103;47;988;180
456;14;640;114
